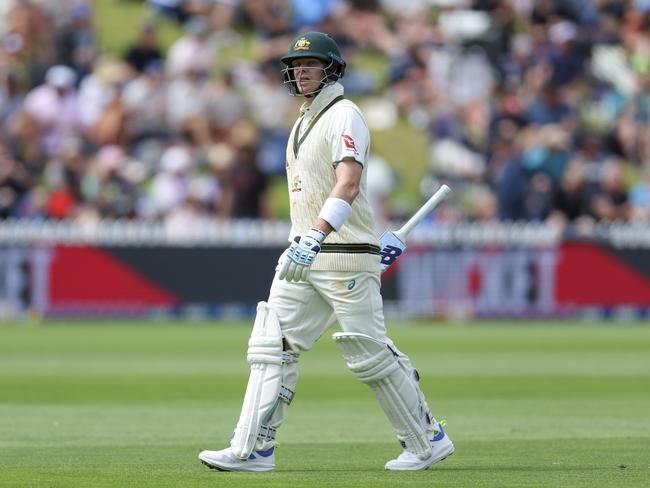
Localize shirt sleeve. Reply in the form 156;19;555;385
327;106;369;168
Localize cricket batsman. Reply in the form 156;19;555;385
199;31;454;472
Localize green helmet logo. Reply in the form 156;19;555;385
293;37;311;51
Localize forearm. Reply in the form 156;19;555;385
329;178;360;205
312;217;334;236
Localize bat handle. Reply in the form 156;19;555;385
395;184;451;241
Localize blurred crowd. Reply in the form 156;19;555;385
1;0;650;231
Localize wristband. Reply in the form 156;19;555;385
318;197;352;231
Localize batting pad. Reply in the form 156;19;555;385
333;332;433;460
231;302;284;459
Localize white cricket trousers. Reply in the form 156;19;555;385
269;267;389;351
251;261;408;452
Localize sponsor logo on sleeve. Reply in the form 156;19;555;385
341;134;359;155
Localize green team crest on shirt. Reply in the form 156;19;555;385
291;175;302;193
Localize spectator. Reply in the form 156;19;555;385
166;16;218;79
165;174;221;241
78;56;131;146
470;186;499;222
629;164;650;220
524;171;555;221
205;68;248;142
547;20;585;86
149;144;195;217
588;158;631;221
0;143;30;219
54;1;98;80
121;59;169;142
520;124;572;184
83;145;137;218
165;61;213;145
4;0;54;87
0;72;27;138
123;22;164;74
526;83;576;126
22;64;80;158
243;60;295;174
3;0;650;226
549;159;591;225
44;181;76;219
219;125;270;219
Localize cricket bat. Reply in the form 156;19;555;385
379;184;451;272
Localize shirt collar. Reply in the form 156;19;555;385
299;82;344;117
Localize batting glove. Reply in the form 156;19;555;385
279;227;326;282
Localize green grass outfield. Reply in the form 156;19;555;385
0;321;648;488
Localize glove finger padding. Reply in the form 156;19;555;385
278;255;292;281
299;265;310;282
286;260;300;282
288;261;299;282
278;255;310;282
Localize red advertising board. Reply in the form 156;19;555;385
1;241;649;318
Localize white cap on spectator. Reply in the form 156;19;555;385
161;146;192;173
96;145;126;171
188;176;217;203
549;20;577;44
122;160;149;184
46;65;77;89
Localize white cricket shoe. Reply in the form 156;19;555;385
385;423;454;471
198;446;275;472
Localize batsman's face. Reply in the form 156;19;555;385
291;58;326;94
